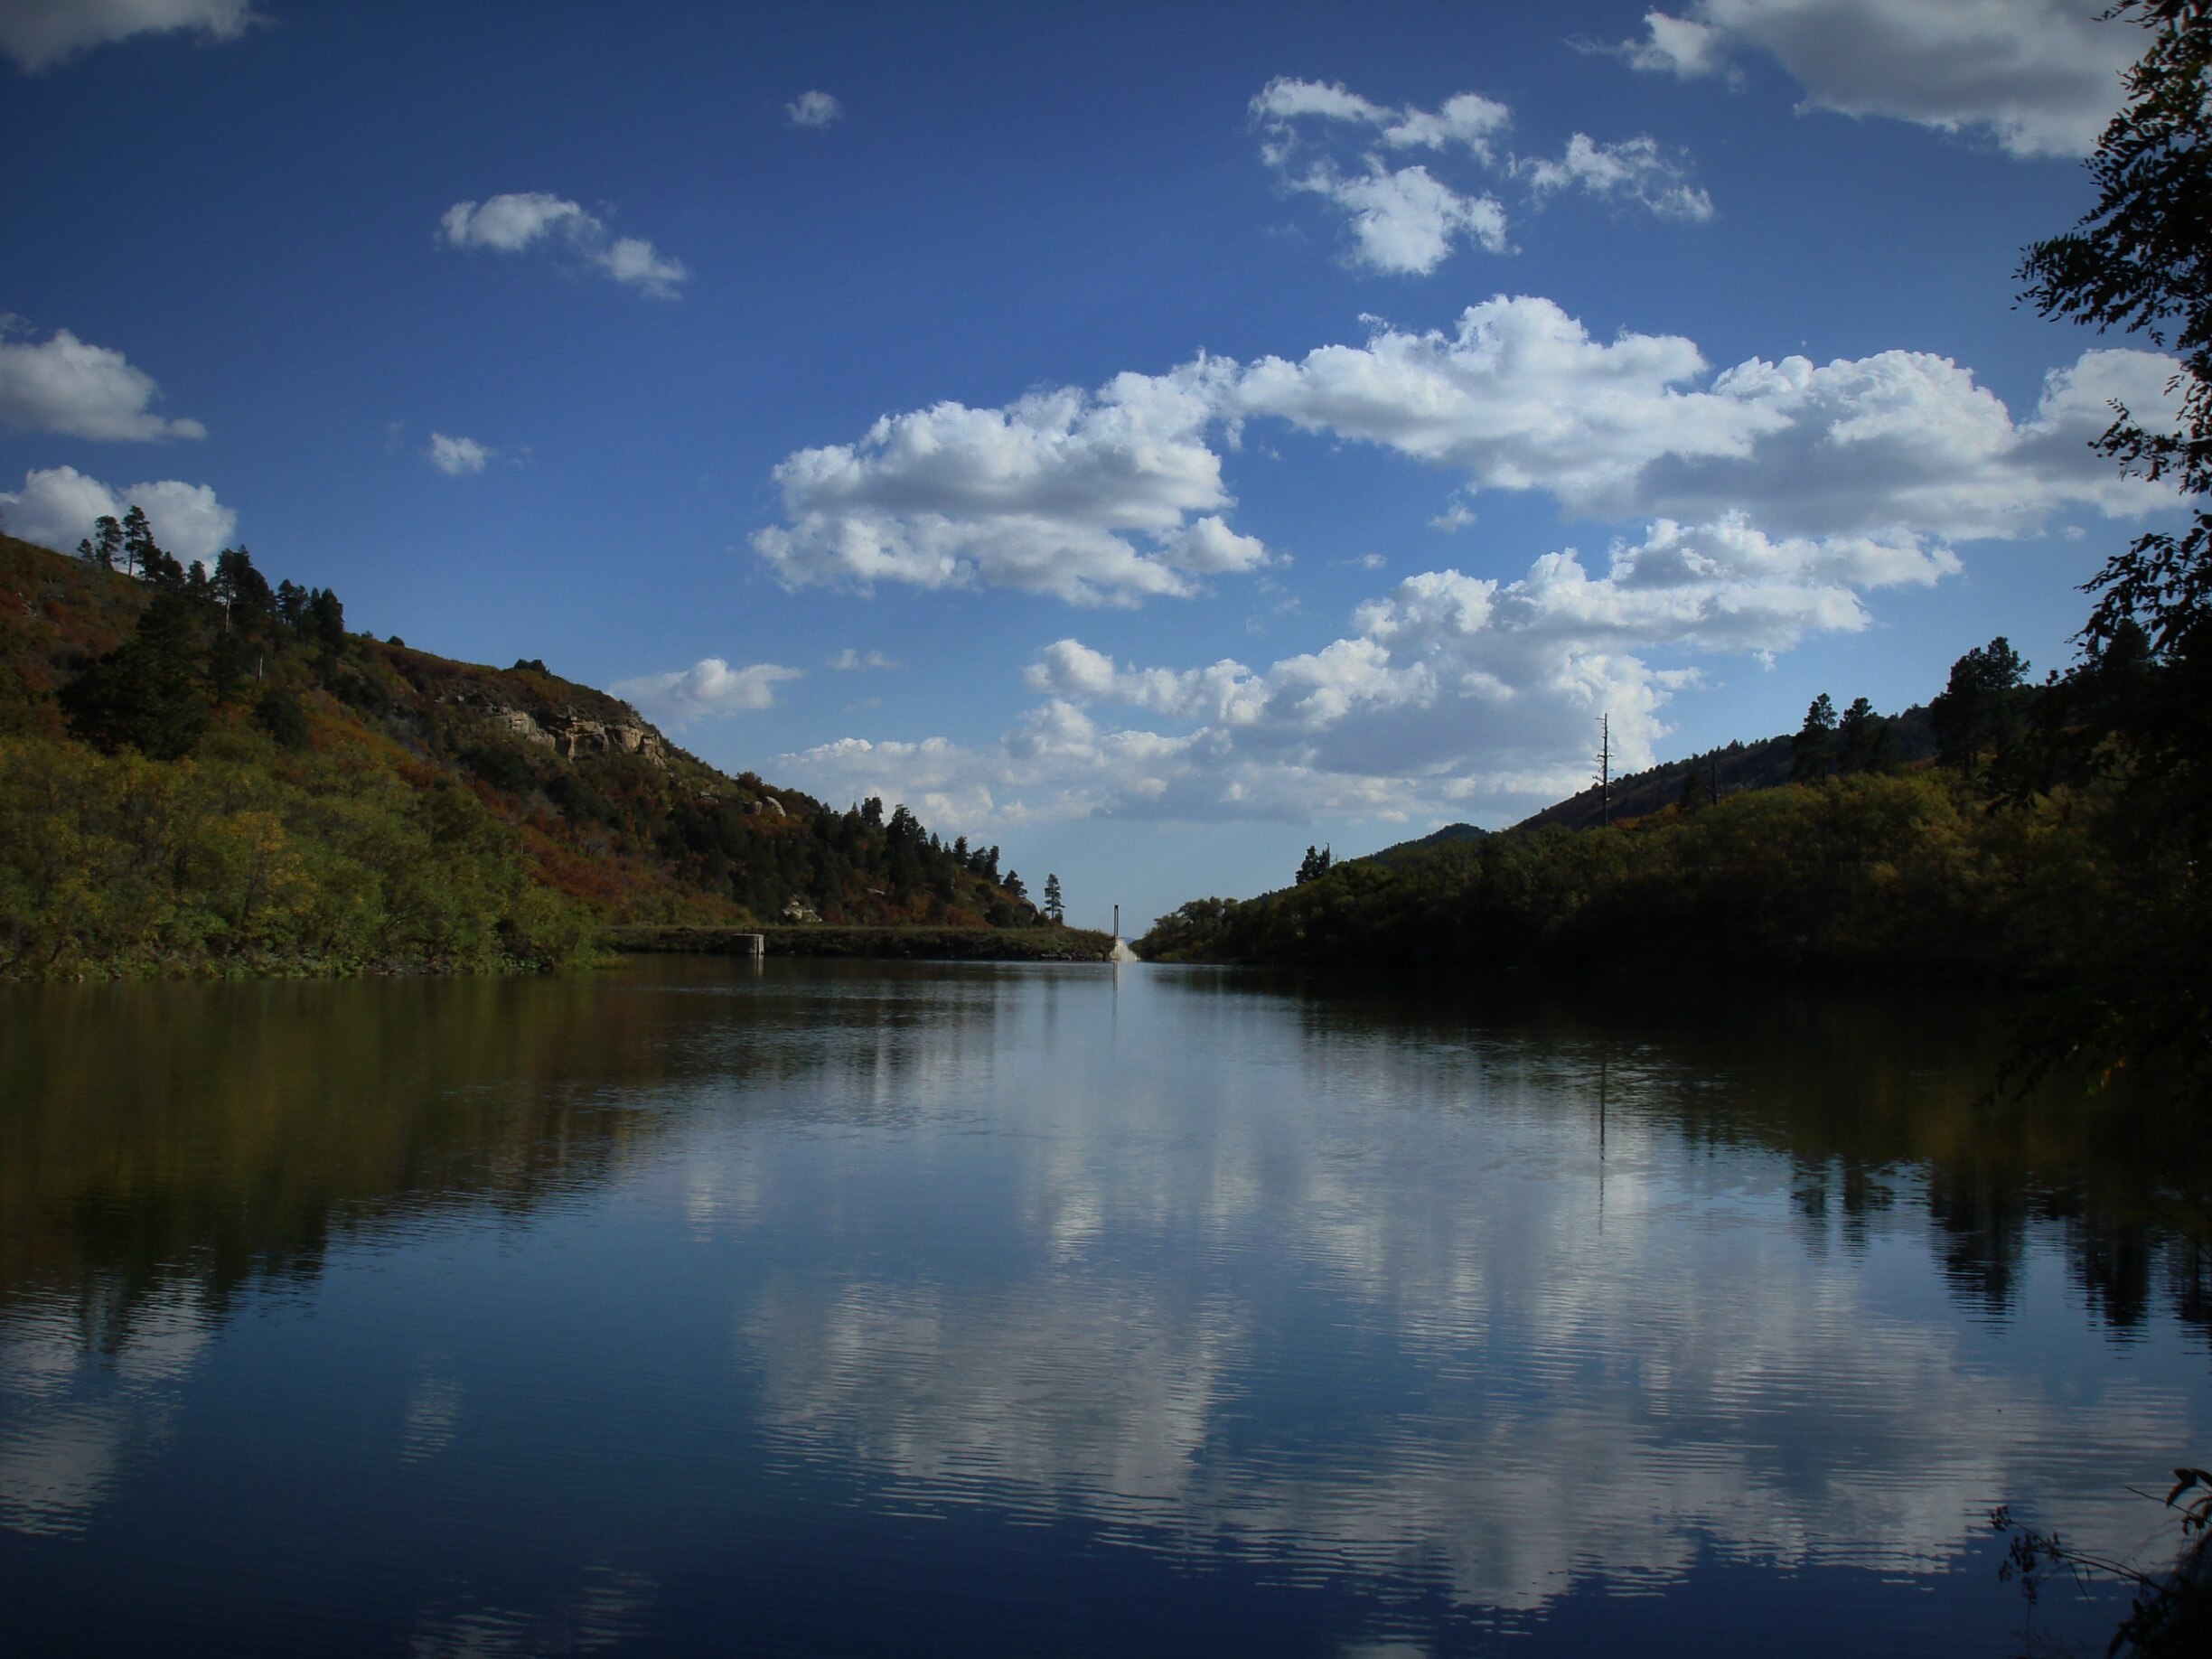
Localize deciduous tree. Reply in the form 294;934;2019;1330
2014;0;2211;1115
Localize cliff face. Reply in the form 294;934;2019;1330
441;688;667;765
0;533;1041;975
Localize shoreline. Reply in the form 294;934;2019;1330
606;924;1116;962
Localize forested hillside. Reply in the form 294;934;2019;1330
1510;704;1939;833
1139;627;2186;1008
0;530;1045;977
1355;706;1940;857
1142;769;2102;981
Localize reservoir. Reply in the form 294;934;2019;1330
2;958;2207;1655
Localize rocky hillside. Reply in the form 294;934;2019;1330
0;531;1043;975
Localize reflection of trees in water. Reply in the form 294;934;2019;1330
1214;968;2212;1348
0;958;1002;1355
2;974;651;1361
1790;1156;1897;1257
1922;1167;2032;1315
733;969;2202;1617
4;959;2201;1619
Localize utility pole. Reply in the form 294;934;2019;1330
1595;714;1612;827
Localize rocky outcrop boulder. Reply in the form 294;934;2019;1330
446;691;668;767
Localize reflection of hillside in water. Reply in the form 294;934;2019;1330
1263;973;2212;1340
0;959;1009;1541
738;969;2212;1617
0;959;1002;1341
2;960;2206;1641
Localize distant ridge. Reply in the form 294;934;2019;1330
1360;820;1490;869
1512;707;1936;833
1355;707;1938;865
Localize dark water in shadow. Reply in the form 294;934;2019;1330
1;959;2207;1656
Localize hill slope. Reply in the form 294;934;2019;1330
1135;668;2149;989
1;534;1051;976
1509;708;1938;833
1350;709;1941;865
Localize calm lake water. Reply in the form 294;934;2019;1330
2;957;2208;1656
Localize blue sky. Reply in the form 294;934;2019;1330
0;1;2185;931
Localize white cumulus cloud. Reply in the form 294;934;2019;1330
424;433;492;475
785;511;1956;832
764;291;2186;831
0;0;256;73
0;325;205;440
1631;344;2182;538
1285;160;1508;275
0;464;236;561
439;192;689;298
1232;298;2183;539
1516;134;1713;221
751;354;1265;606
1611;0;2139;158
1251;77;1513;161
1233;296;1779;507
1617;10;1733;79
1251;76;1715;274
613;657;800;726
786;89;844;127
753;297;2180;614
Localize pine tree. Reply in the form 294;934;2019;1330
1043;872;1064;923
1789;694;1837;783
58;592;210;759
1836;697;1900;775
120;505;155;580
89;514;124;572
1930;639;2028;776
214;548;276;624
306;586;346;648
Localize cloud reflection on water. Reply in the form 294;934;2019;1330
0;962;2203;1646
0;1289;206;1536
725;971;2207;1614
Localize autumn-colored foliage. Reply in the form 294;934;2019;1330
0;533;1037;977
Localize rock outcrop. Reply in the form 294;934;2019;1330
447;691;667;766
